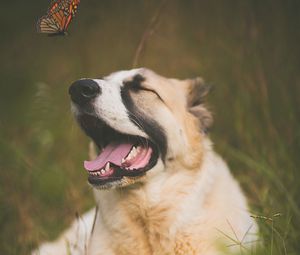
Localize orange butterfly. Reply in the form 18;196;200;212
37;0;80;36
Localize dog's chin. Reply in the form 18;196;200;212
89;175;147;190
77;114;160;189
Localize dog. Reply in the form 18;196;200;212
34;68;258;255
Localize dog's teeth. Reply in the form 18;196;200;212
121;158;125;164
131;147;137;157
101;169;106;175
126;147;137;161
105;162;110;171
126;153;133;160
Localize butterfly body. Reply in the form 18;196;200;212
37;0;80;36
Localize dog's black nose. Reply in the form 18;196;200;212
69;79;101;105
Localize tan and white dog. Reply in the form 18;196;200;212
34;68;257;255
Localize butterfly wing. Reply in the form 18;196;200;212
66;0;80;29
36;15;63;35
37;0;80;36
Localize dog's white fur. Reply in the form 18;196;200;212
34;68;257;255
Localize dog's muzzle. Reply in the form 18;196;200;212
69;79;101;106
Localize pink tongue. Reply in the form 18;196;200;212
84;143;133;171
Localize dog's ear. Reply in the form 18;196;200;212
186;77;213;133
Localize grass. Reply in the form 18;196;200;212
0;0;299;254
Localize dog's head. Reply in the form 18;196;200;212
69;68;212;189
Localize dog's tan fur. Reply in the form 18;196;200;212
34;69;257;255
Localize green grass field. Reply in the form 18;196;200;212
0;1;299;254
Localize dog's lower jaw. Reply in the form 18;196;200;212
90;175;147;190
90;159;164;192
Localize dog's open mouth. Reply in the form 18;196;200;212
85;138;158;186
78;115;159;187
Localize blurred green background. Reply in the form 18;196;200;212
0;0;299;254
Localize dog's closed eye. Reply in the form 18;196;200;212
125;74;163;101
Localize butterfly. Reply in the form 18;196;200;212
37;0;81;36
